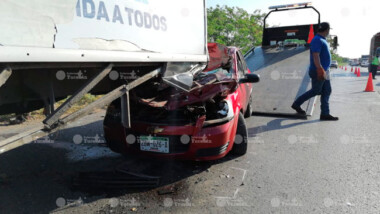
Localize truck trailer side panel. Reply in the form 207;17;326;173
0;0;208;115
245;46;313;116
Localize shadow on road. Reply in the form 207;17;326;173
248;118;320;137
0;120;238;214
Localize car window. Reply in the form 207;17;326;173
236;51;246;78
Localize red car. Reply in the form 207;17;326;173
103;43;259;161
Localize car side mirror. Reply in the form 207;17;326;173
239;73;260;83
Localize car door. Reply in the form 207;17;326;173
236;50;252;111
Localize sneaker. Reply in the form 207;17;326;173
320;114;339;121
291;103;306;115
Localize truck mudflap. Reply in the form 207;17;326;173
245;46;315;118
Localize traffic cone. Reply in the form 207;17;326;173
354;67;357;74
357;68;361;77
345;66;347;71
351;67;353;72
364;73;375;92
307;24;314;44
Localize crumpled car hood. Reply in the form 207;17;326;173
134;43;238;110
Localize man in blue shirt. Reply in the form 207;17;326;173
291;22;339;121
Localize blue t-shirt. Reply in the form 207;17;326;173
309;34;331;71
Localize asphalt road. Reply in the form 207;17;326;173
1;66;380;214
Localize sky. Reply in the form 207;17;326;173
207;0;380;59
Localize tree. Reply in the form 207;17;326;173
207;5;266;54
327;35;346;64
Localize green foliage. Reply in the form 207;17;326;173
327;36;347;64
207;5;266;54
327;36;338;54
332;54;348;65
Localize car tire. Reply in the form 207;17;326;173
231;112;248;156
104;135;126;154
244;95;253;118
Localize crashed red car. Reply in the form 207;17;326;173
103;43;259;161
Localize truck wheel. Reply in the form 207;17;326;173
244;95;253;118
231;112;248;156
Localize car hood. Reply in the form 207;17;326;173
135;71;237;110
133;43;238;110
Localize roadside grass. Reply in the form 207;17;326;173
0;94;104;124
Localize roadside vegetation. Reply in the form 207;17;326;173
207;5;266;54
208;5;349;65
327;36;349;65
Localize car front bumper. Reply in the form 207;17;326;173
104;114;238;161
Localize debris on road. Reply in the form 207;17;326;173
157;185;176;195
220;174;231;179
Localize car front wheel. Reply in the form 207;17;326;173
231;112;248;156
244;95;253;118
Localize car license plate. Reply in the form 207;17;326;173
139;136;169;153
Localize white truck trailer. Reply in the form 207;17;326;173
0;0;208;152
